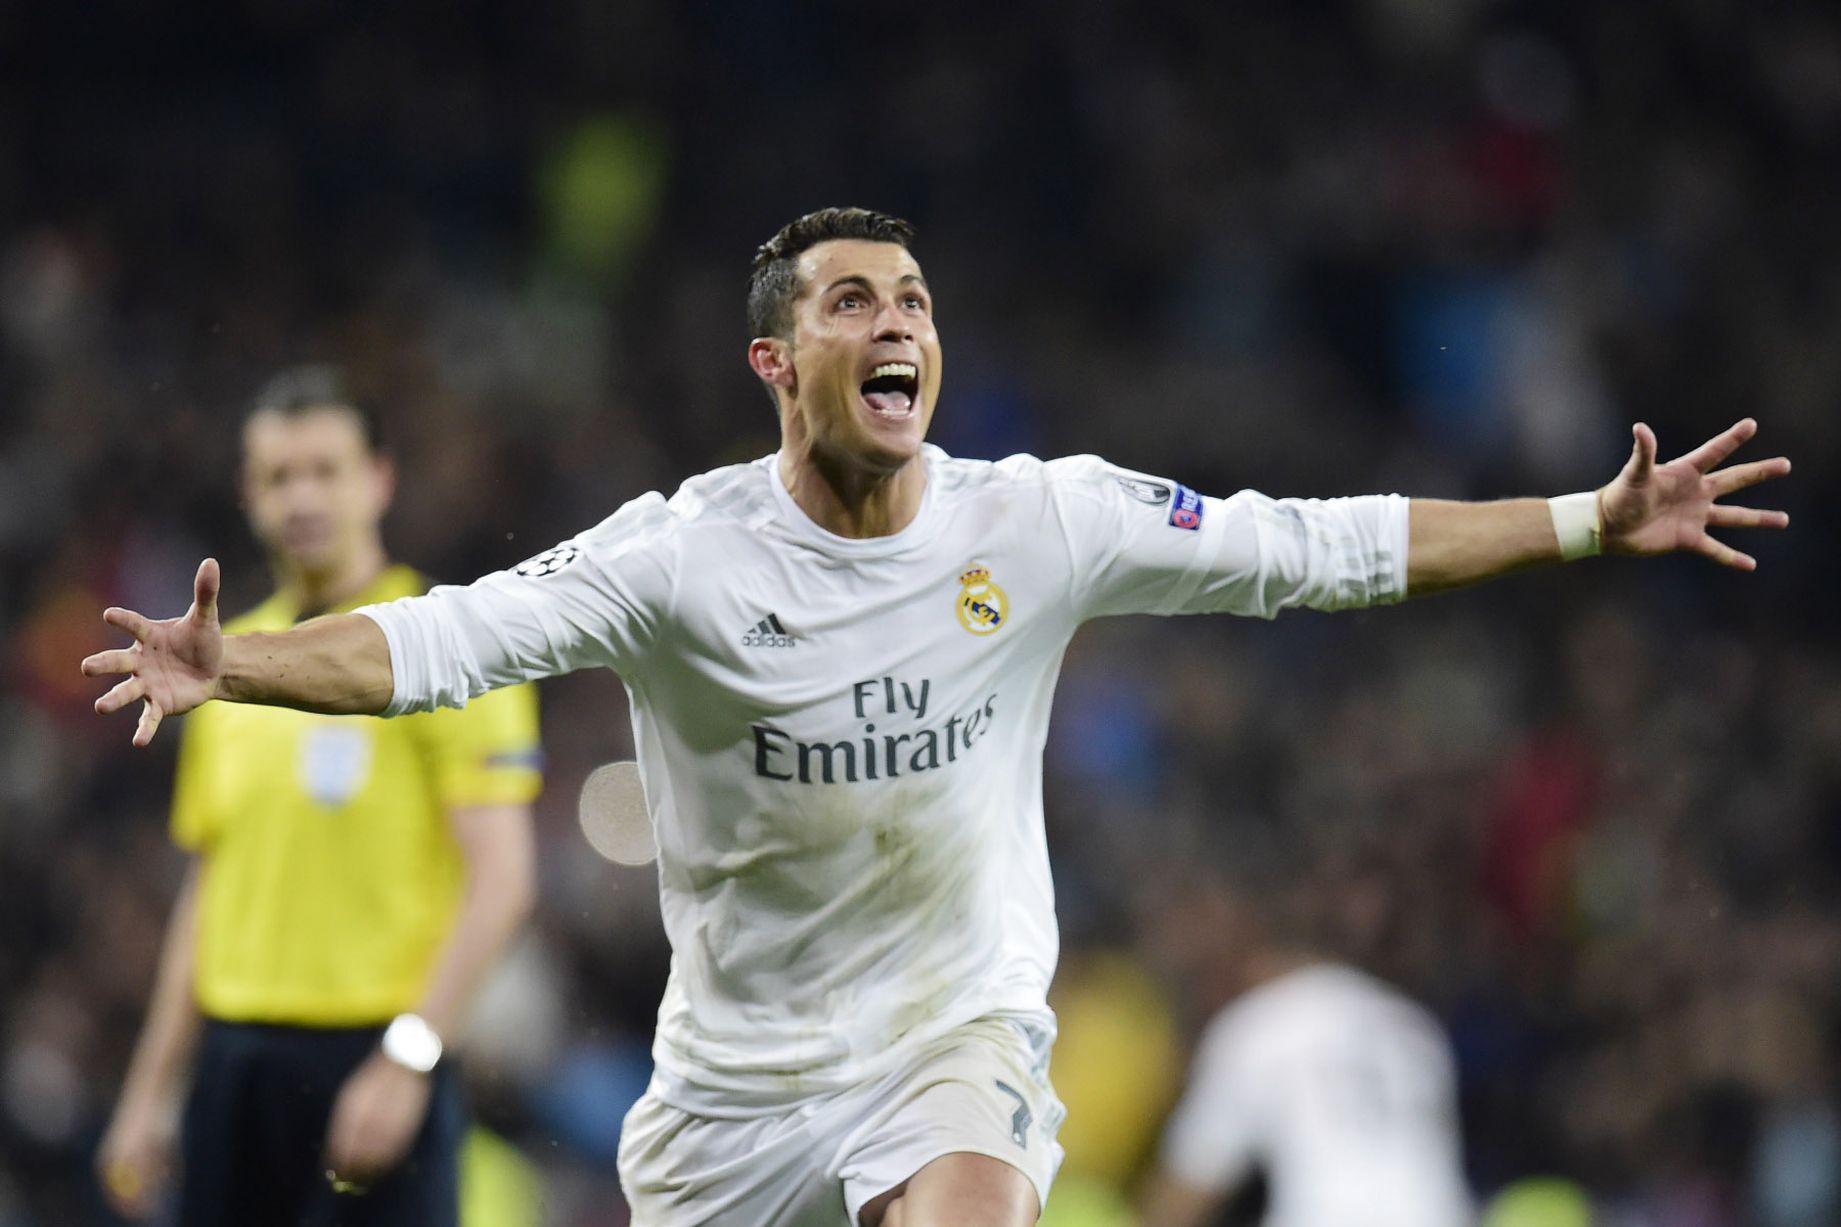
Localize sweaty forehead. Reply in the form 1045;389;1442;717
795;239;924;295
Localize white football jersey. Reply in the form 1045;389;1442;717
1159;964;1473;1227
359;447;1408;1113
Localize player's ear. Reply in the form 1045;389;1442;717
748;337;796;394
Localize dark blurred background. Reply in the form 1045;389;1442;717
2;1;1836;1224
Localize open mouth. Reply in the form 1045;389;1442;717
860;362;920;420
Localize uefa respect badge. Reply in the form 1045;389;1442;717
1167;483;1203;531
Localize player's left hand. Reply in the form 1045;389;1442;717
322;1053;432;1192
1597;418;1790;569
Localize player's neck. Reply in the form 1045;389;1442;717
1239;947;1321;994
777;447;927;540
276;539;390;619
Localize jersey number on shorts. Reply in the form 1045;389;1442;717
994;1080;1032;1149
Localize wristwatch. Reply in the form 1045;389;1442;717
380;1013;444;1074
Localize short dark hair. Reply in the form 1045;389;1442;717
748;207;918;340
246;364;383;453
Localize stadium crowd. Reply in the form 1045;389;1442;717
2;0;1836;1223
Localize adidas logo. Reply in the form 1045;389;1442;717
741;613;797;649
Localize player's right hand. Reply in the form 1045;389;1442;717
83;558;224;746
95;1095;178;1220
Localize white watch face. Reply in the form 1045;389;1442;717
382;1014;443;1073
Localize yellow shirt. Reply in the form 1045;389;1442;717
172;565;542;1025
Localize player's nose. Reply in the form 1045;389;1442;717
872;302;912;342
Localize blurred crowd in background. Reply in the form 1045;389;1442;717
2;1;1837;1223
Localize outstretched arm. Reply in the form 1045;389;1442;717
1406;418;1790;597
82;559;394;745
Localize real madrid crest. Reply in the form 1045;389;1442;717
955;564;1009;635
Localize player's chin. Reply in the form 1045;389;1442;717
281;538;340;570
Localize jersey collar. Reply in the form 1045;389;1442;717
277;563;422;625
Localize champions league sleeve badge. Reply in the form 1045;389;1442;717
1106;467;1200;530
1111;473;1173;506
513;544;581;577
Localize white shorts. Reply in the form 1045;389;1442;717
618;1014;1066;1227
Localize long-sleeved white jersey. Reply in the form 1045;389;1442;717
358;447;1408;1115
1159;964;1473;1227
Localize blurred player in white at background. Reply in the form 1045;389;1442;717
1138;847;1471;1227
84;207;1788;1227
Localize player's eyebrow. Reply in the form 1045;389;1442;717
821;273;930;297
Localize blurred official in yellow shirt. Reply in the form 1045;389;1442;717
96;367;541;1227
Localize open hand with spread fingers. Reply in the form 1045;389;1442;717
1597;418;1791;569
82;558;225;746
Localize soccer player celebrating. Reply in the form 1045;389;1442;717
84;209;1788;1227
93;370;541;1225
